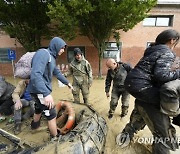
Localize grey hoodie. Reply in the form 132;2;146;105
27;37;69;97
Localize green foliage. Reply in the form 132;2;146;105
0;0;53;52
48;0;157;77
47;0;77;41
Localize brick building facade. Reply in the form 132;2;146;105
0;1;180;76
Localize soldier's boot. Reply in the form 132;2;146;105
108;109;114;119
73;95;80;104
116;123;136;147
172;114;180;126
14;121;21;135
31;120;40;130
83;98;89;104
120;106;129;118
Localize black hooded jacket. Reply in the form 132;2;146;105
0;76;15;101
125;44;180;93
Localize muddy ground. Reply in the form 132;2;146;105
0;77;180;154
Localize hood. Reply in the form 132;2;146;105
48;37;67;58
144;44;170;57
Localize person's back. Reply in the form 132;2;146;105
125;44;179;104
0;75;15;122
0;76;15;101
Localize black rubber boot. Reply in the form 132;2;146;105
120;106;129;118
172;115;180;126
31;120;40;130
14;122;21;135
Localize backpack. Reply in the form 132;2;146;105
14;52;36;79
14;50;51;79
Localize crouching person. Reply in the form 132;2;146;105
0;75;15;122
12;79;35;135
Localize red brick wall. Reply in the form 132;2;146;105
0;47;25;76
1;5;180;76
1;45;179;76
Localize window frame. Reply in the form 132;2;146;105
143;15;173;27
0;48;12;63
103;42;122;62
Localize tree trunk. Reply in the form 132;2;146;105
98;47;103;78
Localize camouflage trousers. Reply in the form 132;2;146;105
123;100;179;154
160;79;180;117
72;81;89;104
108;87;130;116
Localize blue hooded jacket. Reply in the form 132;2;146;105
27;37;69;97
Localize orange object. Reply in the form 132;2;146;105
56;101;75;134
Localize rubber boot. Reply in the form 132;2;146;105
14;121;21;135
120;106;129;118
31;120;40;130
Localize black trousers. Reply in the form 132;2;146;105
0;97;14;115
136;100;179;154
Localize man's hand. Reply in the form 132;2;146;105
106;92;110;98
171;57;180;70
88;83;92;88
44;94;54;109
15;100;22;110
67;83;74;91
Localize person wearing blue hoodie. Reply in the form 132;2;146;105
27;37;73;139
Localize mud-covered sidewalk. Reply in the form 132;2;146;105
0;77;180;154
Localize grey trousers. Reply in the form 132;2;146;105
135;101;179;154
14;99;35;123
109;87;130;115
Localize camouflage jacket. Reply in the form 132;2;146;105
68;56;93;85
0;76;15;101
105;62;132;93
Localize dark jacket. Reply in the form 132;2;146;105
125;44;179;94
27;37;69;97
0;76;15;101
105;62;132;93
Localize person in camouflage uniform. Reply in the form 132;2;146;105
105;58;132;119
67;48;93;104
117;29;180;154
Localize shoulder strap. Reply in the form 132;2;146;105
44;49;51;62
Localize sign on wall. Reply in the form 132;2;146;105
8;49;16;60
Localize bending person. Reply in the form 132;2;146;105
0;75;15;122
105;58;132;119
117;29;180;154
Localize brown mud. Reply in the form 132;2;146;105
0;77;179;154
